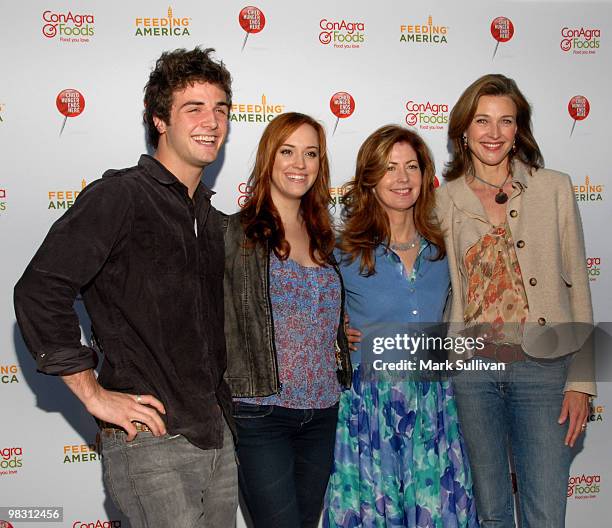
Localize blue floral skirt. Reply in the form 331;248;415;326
323;367;479;527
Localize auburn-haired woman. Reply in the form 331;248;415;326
437;73;595;527
324;125;478;528
224;112;352;528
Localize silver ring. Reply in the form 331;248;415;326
581;423;587;430
136;395;142;403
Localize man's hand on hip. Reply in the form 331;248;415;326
62;369;167;441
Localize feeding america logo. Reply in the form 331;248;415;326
135;6;191;37
400;16;448;44
573;175;604;203
47;179;87;211
230;94;284;124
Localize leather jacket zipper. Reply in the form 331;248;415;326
332;258;351;386
265;244;283;394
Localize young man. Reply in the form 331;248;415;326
14;47;237;527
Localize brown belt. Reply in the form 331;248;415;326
475;343;526;363
98;420;152;434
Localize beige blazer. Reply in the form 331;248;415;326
435;161;596;395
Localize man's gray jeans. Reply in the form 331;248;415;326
101;420;237;527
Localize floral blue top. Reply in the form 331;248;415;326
238;253;342;409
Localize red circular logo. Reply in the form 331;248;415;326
560;38;572;52
405;113;418;127
329;92;355;119
490;17;514;42
0;521;15;528
42;23;57;38
568;95;590;120
56;89;85;117
319;31;332;45
237;182;253;208
239;6;266;34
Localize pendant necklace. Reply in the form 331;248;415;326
390;234;420;252
471;172;511;204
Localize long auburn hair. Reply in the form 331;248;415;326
444;73;543;181
240;112;334;265
339;125;445;276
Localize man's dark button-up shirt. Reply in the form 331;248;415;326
14;155;232;449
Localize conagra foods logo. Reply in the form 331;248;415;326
561;26;601;54
319;18;366;48
0;446;23;477
567;474;601;499
42;10;94;41
587;257;602;282
405;100;449;130
71;521;121;528
237;182;253;208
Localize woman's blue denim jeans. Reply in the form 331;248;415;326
452;355;572;528
101;420;237;528
233;402;339;528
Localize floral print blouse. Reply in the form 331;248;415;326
463;222;528;344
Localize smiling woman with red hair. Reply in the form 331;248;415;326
324;125;478;528
224;112;352;528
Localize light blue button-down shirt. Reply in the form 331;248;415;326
336;240;450;365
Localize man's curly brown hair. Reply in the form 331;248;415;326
143;47;232;148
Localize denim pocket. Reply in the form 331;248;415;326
232;402;274;419
526;354;571;369
125;432;182;448
518;355;571;386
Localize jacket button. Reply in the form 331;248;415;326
529;278;537;286
510;210;518;218
538;317;546;326
516;240;525;248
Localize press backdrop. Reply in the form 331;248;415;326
1;1;610;527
